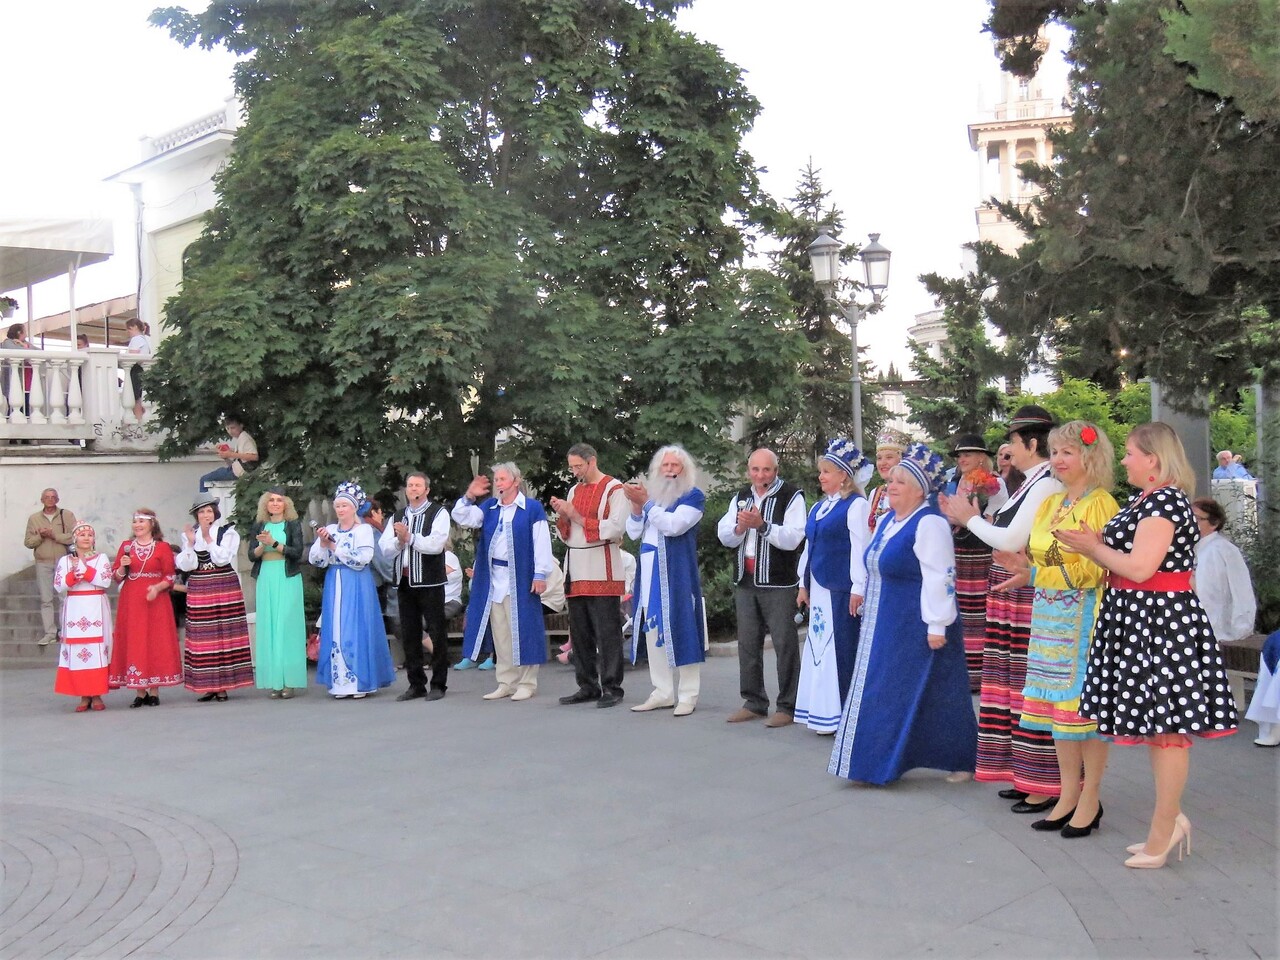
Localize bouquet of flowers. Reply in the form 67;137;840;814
962;467;1001;511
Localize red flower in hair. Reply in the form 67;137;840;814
1080;425;1099;446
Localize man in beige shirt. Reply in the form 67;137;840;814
24;488;76;645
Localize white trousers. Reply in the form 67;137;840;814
490;597;538;693
643;624;700;705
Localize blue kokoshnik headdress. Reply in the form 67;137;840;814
333;480;366;509
821;438;874;488
899;443;948;495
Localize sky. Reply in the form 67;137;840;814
1;0;1065;373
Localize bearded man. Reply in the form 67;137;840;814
622;445;706;717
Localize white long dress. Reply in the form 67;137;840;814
794;494;870;733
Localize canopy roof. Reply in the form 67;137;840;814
0;217;114;292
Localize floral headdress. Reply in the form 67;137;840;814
898;443;948;495
821;437;874;488
333;480;367;509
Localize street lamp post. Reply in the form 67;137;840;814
806;226;891;452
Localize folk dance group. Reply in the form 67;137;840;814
769;410;1237;871
48;413;1240;869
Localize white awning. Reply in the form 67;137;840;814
0;217;114;292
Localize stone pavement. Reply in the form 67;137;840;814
1;654;1275;960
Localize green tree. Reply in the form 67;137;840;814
981;0;1280;405
744;161;887;467
1162;0;1280;123
147;0;806;499
906;249;1007;443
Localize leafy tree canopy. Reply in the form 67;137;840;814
744;161;888;469
981;0;1280;406
906;245;1007;443
147;0;806;499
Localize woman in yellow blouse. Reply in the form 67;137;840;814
994;421;1119;838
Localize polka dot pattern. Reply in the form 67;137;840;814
1080;487;1238;737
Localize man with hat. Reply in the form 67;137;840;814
717;448;807;727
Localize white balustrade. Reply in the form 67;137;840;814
0;348;162;450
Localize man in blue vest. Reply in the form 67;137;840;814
717;448;807;727
453;463;553;702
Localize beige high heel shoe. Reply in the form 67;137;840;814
1124;817;1191;868
1126;813;1191;855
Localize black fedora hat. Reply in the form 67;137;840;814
949;433;992;457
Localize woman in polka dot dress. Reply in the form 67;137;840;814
1057;422;1237;869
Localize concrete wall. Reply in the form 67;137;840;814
2;452;220;584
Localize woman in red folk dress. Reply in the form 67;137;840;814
107;508;182;708
53;522;113;712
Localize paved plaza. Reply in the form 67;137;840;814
1;652;1276;960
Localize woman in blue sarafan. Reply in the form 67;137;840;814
829;443;978;785
794;438;872;734
309;481;395;699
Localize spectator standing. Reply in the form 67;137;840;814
124;318;150;421
25;488;77;646
1191;498;1257;643
249;488;308;699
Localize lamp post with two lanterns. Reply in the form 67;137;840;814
806;226;891;453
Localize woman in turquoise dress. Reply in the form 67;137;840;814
250;487;307;698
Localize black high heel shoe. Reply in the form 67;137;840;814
214;692;228;702
1011;797;1056;814
197;692;218;702
129;695;148;709
1061;804;1103;838
1031;808;1077;831
998;788;1029;801
145;694;160;706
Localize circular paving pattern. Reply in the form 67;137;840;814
1;795;238;959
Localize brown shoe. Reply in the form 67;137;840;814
765;712;794;728
726;708;764;723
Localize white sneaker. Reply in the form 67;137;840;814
630;693;675;712
511;688;534;702
483;686;514;700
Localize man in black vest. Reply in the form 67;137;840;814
379;471;452;701
716;448;807;727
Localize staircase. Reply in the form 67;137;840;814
0;567;65;669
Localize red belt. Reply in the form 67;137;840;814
745;557;756;575
77;589;107;596
1110;571;1192;592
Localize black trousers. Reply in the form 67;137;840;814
398;580;449;692
568;595;625;697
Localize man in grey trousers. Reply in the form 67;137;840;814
716;449;806;727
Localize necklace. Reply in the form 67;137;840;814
127;539;154;581
1049;488;1093;529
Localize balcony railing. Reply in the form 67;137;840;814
0;348;162;451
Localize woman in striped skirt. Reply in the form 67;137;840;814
943;435;1008;691
993;421;1119;838
178;494;255;701
941;406;1064;813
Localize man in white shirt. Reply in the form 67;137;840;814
717;448;807;727
453;463;553;701
380;472;452;701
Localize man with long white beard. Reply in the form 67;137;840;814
622;445;707;717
